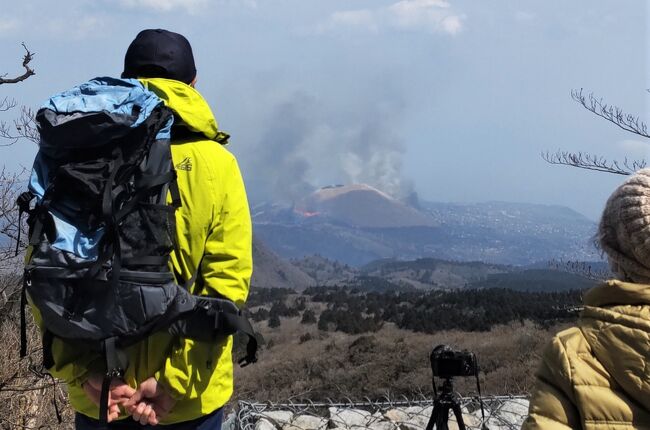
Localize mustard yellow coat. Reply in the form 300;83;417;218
44;78;253;424
523;280;650;430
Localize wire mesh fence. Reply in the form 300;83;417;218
233;395;530;430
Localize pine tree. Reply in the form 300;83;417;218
268;313;281;328
301;309;317;324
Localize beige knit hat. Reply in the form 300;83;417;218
598;168;650;283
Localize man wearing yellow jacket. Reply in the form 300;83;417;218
49;29;253;428
523;170;650;430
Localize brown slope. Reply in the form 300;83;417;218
251;237;315;290
298;184;436;228
291;254;359;285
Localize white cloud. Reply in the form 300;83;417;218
0;18;20;34
116;0;210;14
322;0;464;36
514;11;535;23
236;0;257;9
331;10;379;32
440;14;463;35
388;0;448;29
43;14;110;40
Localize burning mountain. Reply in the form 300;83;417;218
295;184;437;228
253;187;598;266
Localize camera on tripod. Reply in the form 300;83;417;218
425;345;487;430
431;344;477;378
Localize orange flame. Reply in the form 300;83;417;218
294;208;321;218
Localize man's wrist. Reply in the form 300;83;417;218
153;372;184;401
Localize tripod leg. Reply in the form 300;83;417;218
425;402;442;430
435;405;450;430
450;403;465;430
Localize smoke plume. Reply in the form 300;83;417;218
243;90;414;204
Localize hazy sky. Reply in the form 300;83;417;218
0;0;647;220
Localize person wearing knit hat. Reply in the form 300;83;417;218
48;29;253;429
523;170;650;429
598;168;650;283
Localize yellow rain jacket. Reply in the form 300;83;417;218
523;280;650;430
45;78;253;424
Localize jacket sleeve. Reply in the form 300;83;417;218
522;336;581;430
198;156;253;306
155;156;252;399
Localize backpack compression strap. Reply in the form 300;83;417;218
99;336;128;425
172;263;259;366
168;295;258;367
223;309;258;367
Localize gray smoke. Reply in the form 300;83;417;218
244;90;414;204
245;93;316;203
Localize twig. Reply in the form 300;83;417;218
542;89;649;176
541;150;645;176
0;43;35;85
0;383;56;393
572;88;650;138
0;98;17;112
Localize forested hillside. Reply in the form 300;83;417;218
246;286;583;335
467;269;597;292
286;254;600;292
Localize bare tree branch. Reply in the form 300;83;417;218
572;88;650;139
541;150;645;175
0;98;17;112
548;259;612;282
0;43;35;86
0;45;38;147
543;89;649;175
0;106;38;147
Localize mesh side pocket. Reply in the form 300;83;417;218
118;202;176;267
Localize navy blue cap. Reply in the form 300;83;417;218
122;29;196;84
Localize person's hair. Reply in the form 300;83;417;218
129;64;169;79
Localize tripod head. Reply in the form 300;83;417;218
435;376;456;398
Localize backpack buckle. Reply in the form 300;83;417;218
17;191;35;214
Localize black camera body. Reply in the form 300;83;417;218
430;344;477;378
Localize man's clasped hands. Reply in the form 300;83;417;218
83;376;176;425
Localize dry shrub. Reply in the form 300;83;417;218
234;318;571;402
0;285;75;429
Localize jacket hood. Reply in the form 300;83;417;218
139;78;228;143
579;279;650;409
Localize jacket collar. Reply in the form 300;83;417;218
584;279;650;307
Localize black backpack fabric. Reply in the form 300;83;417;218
16;77;257;423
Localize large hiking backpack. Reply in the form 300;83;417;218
16;77;257;423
